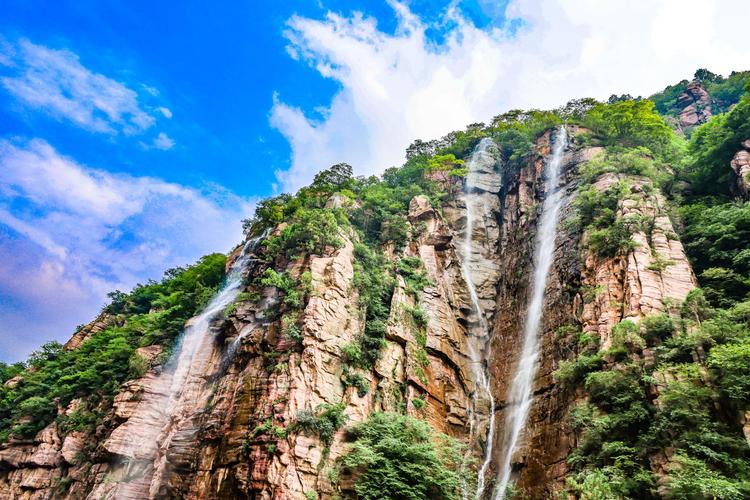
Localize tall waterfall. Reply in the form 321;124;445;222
459;137;497;500
162;235;257;408
495;126;568;498
114;235;262;497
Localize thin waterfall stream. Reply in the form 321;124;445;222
115;234;262;497
495;126;568;498
459;138;498;500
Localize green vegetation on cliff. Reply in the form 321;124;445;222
3;67;750;499
560;79;750;499
650;69;750;118
0;253;226;442
338;412;467;500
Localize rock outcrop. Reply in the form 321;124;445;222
677;80;713;129
731;139;750;199
579;174;696;347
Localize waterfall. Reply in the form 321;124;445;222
163;234;260;403
495;126;568;499
459;137;497;500
115;234;264;497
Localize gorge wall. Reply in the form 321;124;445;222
2;85;749;499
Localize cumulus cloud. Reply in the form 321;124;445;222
271;0;748;192
1;39;162;135
0;139;254;361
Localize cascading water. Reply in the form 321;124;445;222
161;233;261;406
495;126;568;499
114;234;263;497
459;138;497;500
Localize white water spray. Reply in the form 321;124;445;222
114;235;263;497
459;138;497;500
163;234;260;403
495;126;567;498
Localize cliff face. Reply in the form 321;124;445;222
0;179;485;499
676;80;713;130
479;130;697;496
0;127;709;499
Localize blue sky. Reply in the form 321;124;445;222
0;0;746;361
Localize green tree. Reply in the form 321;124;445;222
339;412;466;500
584;99;674;155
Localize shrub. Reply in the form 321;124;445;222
342;370;370;397
566;468;628;499
294;403;348;447
397;257;432;295
352;244;395;365
681;288;713;325
338;412;466;500
242;194;294;236
585;369;645;413
708;340;750;406
610;320;645;353
579;147;663;185
587;218;638;259
264;208;344;258
554;353;604;385
687;90;750;195
412;396;426;410
57;407;98;435
261;269;310;309
128;352;149;378
666;453;746;500
406;304;428;329
281;314;303;343
380;214;411;248
341;342;364;368
582;99;674;156
642;314;675;344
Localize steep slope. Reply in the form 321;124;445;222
2;72;750;500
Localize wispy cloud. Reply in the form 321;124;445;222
1;39;163;136
158;106;173;119
272;0;748;192
152;131;175;150
0;138;254;360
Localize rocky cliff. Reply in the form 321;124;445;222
2;96;749;499
676;80;713;130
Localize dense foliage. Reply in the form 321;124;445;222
562;299;750;499
686;85;750;195
338;412;467;500
561;75;750;499
650;69;750;118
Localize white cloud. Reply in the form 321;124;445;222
271;0;749;192
153;131;175;150
1;39;160;135
158;106;173;119
0;138;255;361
